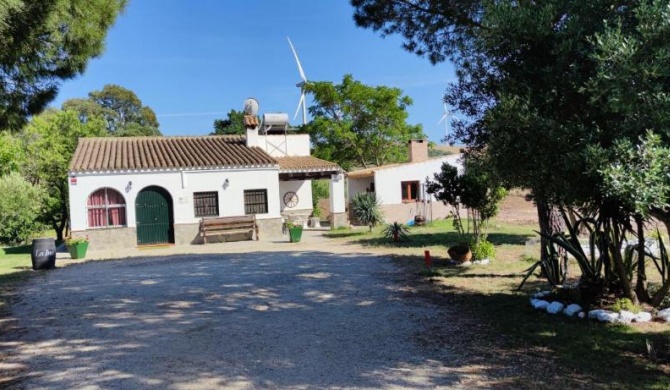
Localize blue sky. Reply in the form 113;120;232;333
52;1;456;143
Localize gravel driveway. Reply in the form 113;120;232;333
1;249;476;389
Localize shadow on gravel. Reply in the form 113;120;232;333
0;251;506;389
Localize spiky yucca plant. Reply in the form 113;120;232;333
382;222;410;242
351;192;383;232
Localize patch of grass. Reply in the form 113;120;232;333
1;244;33;276
324;229;368;239
326;218;535;251
0;244;34;321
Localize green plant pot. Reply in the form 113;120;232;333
68;242;89;259
289;227;303;243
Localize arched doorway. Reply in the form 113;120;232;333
135;186;174;245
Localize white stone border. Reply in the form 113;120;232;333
529;291;669;324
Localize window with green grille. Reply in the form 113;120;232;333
244;189;268;215
193;191;219;217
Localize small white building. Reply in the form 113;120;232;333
347;140;463;224
67;113;346;251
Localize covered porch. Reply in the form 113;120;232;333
275;156;347;228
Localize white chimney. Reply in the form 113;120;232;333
242;98;260;148
244;115;259;147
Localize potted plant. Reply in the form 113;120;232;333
309;207;321;228
414;215;426;226
382;222;410;242
66;235;89;259
285;220;303;243
427;157;506;263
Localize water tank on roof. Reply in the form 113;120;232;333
263;113;289;127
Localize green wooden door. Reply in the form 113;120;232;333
135;186;174;245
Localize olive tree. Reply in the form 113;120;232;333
0;172;45;244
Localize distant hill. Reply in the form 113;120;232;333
430;144;465;157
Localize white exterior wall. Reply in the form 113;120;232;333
257;134;310;157
278;180;313;212
372;155;462;205
69;168;280;231
347;177;374;200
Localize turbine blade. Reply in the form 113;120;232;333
287;37;307;81
294;93;305;120
437;113;448;125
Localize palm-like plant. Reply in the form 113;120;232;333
351;192;383;232
382;222;410;242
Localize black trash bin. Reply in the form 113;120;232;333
31;238;56;270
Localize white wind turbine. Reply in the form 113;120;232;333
437;103;458;142
287;37;309;125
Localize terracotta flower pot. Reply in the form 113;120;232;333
448;245;472;263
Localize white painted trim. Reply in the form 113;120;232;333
68;164;280;176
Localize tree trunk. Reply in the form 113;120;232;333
51;197;69;242
52;215;67;242
649;207;670;307
650;207;670;234
537;201;568;278
650;282;670;307
609;220;637;303
635;215;650;303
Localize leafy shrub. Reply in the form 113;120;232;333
0;172;45;244
312;180;329;208
427;158;506;246
65;235;89;246
611;298;642;314
472;239;495;260
382;222;410;242
351;192;383;231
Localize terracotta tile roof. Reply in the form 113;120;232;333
69;136;278;173
243;115;259;127
347;155;462;179
275;156;343;173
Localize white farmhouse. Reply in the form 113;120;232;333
67;113;346;251
347;140;463;224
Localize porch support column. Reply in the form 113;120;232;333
329;173;348;228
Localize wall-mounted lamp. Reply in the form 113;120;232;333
125;181;133;193
223;178;230;189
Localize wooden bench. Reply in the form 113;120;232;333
199;215;259;244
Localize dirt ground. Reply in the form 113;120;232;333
496;190;538;226
1;245;505;389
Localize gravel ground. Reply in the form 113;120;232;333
0;248;486;389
